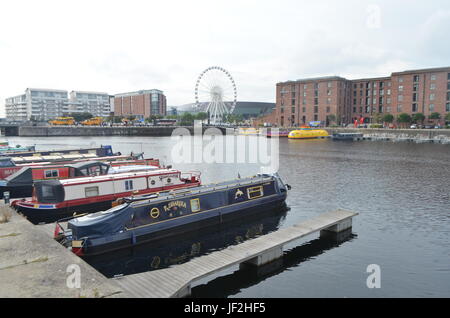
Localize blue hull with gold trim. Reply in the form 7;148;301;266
64;173;290;256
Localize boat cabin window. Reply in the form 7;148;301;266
85;186;99;197
190;198;201;212
125;180;134;191
36;181;65;204
247;186;264;199
0;159;14;167
44;170;59;178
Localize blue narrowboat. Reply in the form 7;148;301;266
61;173;291;256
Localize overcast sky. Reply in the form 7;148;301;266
1;0;449;116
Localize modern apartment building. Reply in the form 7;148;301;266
68;91;111;117
113;89;167;119
275;66;450;127
5;88;69;122
5;88;111;121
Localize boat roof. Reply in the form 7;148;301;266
60;168;181;186
130;174;275;207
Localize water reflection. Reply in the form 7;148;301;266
190;229;357;298
85;206;289;278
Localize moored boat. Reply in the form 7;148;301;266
12;168;201;224
0;159;161;199
0;153;155;179
288;127;329;139
59;173;291;256
0;145;115;158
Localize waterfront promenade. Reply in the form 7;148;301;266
0;204;124;298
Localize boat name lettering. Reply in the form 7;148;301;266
163;200;186;212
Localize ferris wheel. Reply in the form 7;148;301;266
195;66;237;124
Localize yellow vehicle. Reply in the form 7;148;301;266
81;117;103;126
48;117;75;125
288;127;329;139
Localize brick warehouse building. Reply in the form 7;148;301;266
113;89;167;119
275;66;450;127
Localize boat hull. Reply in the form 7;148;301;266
14;199;115;225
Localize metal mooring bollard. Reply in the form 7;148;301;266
3;191;10;204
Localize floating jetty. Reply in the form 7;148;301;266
113;209;358;298
331;133;364;141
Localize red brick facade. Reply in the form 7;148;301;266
114;90;167;118
274;67;450;127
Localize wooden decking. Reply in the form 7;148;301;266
113;209;358;298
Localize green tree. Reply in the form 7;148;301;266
397;113;412;128
195;112;208;121
429;112;441;120
412;113;425;124
445;113;450;122
382;114;394;123
179;113;194;126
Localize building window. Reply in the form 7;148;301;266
447;92;450;101
291;92;296;98
280;107;284;114
314;114;318;121
302;107;306;113
413;93;418;102
291;99;295;106
430;83;436;90
291;107;296;113
429;104;435;112
412;104;418;112
448;73;450;81
314;106;318;113
314;98;318;105
314;83;319;90
327;98;331;104
326;106;330;113
397;105;403;112
413;84;419;92
446;103;450;112
387;89;391;95
430;94;435;101
431;74;436;81
327;82;332;88
413;75;419;82
353;107;357;112
447;82;450;90
398;77;403;83
327;90;332;96
398;95;404;102
303;84;307;90
399;85;404;92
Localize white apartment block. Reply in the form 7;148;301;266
5;88;111;121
